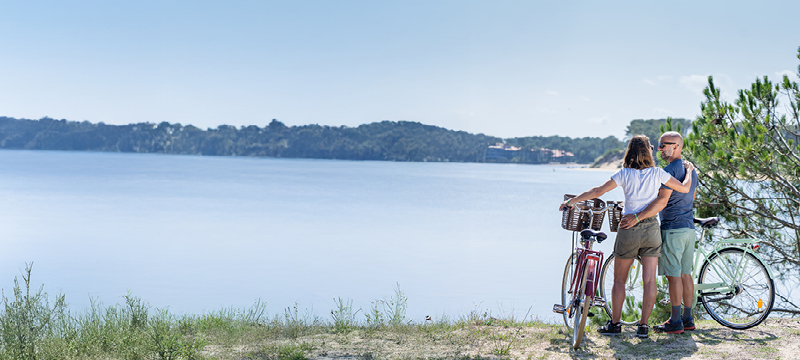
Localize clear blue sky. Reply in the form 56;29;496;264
1;1;798;139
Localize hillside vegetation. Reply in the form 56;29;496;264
0;116;630;164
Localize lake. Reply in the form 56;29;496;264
0;149;623;323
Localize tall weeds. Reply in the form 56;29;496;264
0;269;553;359
331;298;359;334
0;263;68;360
364;283;408;329
0;264;205;360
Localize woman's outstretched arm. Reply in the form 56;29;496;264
559;179;617;211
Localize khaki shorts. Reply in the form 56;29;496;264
613;217;662;259
658;228;695;277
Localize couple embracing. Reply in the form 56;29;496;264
559;132;698;338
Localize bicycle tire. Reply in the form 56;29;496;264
698;247;774;329
572;264;590;349
560;253;577;331
599;253;643;325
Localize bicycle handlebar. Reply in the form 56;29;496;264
567;202;619;214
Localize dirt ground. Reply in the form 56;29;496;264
204;317;800;359
560;317;800;360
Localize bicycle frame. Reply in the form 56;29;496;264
691;228;775;298
570;244;604;302
556;200;619;348
556;203;614;323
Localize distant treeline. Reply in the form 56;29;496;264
505;136;623;163
0;116;658;164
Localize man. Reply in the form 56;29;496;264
618;131;698;334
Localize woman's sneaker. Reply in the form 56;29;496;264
636;323;650;338
654;319;685;334
598;320;622;336
682;317;696;331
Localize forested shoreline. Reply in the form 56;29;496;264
0;116;670;164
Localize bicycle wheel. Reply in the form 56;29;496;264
599;253;643;325
698;247;775;329
572;265;590;349
560;253;577;331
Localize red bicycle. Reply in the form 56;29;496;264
553;196;620;349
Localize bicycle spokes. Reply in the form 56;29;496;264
698;248;774;329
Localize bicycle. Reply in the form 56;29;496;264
553;196;619;349
599;216;776;329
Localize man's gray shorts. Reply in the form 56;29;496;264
658;228;695;277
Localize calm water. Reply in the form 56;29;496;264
0;150;623;322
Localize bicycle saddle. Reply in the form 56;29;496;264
580;229;607;242
693;217;720;228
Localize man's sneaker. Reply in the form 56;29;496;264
682;317;696;331
636;323;649;338
597;320;622;336
654;319;685;334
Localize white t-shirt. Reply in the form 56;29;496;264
611;167;672;215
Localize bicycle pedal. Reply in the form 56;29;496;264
593;297;607;307
552;304;566;314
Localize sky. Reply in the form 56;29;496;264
1;1;799;139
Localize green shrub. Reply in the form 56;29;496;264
0;263;69;360
149;309;205;360
330;297;359;334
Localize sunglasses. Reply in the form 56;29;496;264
658;142;677;149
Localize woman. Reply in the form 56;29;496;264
558;135;694;338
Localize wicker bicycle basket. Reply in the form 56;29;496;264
561;194;605;231
606;201;624;232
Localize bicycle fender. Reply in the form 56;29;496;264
584;258;599;295
713;246;775;280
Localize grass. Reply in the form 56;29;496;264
0;264;795;359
